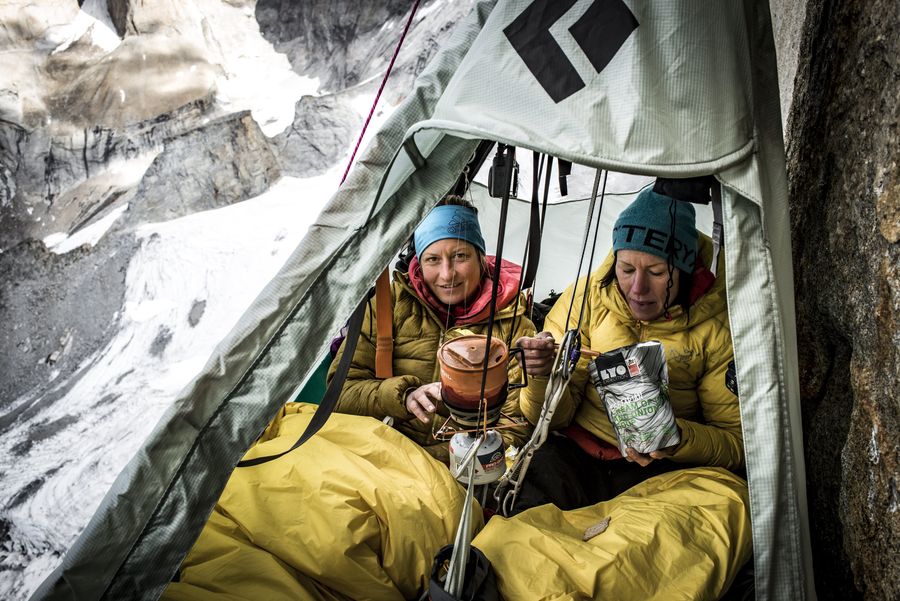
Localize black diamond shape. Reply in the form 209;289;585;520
505;0;639;104
569;0;638;75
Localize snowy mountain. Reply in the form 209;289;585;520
0;2;476;598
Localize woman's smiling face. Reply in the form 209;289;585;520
419;239;482;306
615;249;680;321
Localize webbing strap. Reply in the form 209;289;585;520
236;290;371;468
520;153;543;290
507;152;547;350
374;267;394;379
477;145;515;407
711;183;724;277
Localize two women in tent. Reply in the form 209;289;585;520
325;187;751;598
168;188;750;601
332;188;745;504
329;195;535;461
327;187;751;596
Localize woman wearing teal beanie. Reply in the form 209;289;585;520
603;188;699;320
515;185;740;503
476;187;750;600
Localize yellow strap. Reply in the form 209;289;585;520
374;268;394;379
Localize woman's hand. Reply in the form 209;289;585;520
515;331;557;377
624;444;677;466
405;382;443;423
625;424;681;466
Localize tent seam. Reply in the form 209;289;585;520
759;205;805;600
406;122;756;174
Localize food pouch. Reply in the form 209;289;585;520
587;341;680;456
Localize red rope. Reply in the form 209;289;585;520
340;0;422;185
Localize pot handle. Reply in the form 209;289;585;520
508;346;528;390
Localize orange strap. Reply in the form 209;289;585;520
374;268;394;378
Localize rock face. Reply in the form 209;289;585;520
272;94;361;178
785;1;900;599
770;0;808;128
125;112;281;226
0;0;287;421
45;33;217;128
0;106;280;409
106;0;193;37
0;98;215;252
0;235;136;412
0;0;221;253
255;0;475;98
255;0;412;91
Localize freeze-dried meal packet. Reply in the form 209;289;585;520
588;341;680;456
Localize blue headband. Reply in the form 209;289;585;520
414;205;486;257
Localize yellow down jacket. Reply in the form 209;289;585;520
329;270;536;459
520;236;744;470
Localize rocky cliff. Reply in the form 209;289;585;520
785;1;899;599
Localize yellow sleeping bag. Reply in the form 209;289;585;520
473;467;751;601
163;403;480;601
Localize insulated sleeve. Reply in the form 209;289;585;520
328;299;421;421
670;319;744;470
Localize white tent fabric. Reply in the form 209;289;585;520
413;1;756;184
34;1;814;600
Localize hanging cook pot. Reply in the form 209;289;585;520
436;335;527;428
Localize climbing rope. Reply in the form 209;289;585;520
339;0;422;186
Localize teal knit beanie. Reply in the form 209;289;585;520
612;188;698;273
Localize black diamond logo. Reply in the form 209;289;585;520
504;0;639;103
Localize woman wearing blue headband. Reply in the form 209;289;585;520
329;196;535;461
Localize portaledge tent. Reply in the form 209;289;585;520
34;1;816;599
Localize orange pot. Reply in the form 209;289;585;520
437;335;509;410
